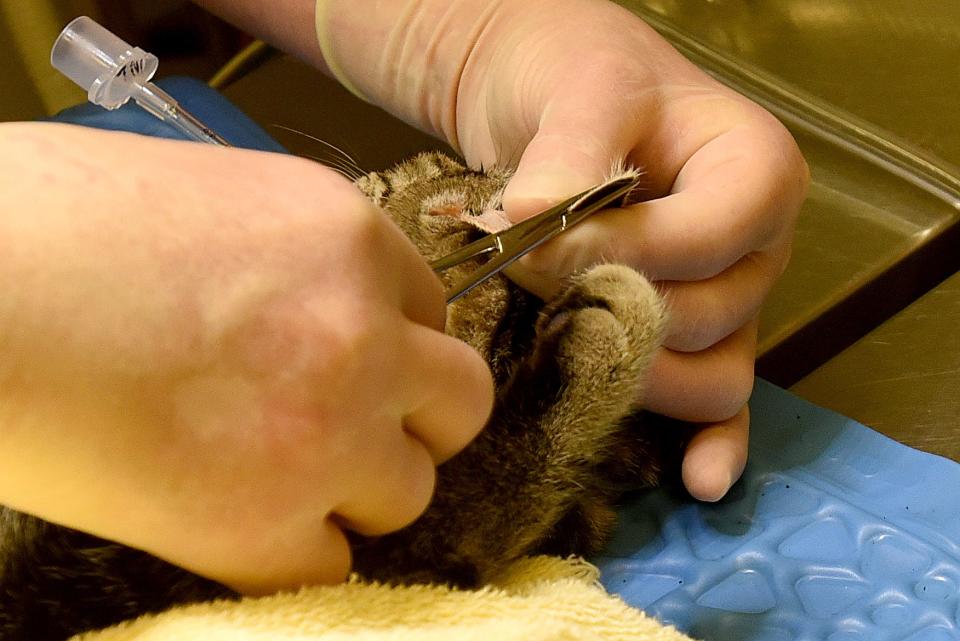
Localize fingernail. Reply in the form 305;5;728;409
685;459;734;503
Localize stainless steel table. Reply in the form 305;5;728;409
792;269;960;462
621;1;960;383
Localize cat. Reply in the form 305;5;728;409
0;152;684;641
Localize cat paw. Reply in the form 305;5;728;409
536;264;666;403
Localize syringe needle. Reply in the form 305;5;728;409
134;82;231;146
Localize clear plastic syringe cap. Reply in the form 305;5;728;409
51;16;159;110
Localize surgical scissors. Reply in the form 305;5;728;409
431;175;641;303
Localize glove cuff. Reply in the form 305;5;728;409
315;0;370;102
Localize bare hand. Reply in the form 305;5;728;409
0;123;492;592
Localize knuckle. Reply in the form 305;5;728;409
283;159;385;244
372;443;437;533
681;232;730;279
336;198;388;253
769;237;794;279
512;232;599;294
314;309;382;374
315;521;353;584
757;113;810;201
666;324;713;354
517;242;562;278
419;272;449;327
241;293;382;382
772;135;810;207
684;343;755;423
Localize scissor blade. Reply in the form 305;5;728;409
443;248;519;303
499;174;639;256
429;234;502;272
561;174;639;229
430;191;585;274
443;174;640;303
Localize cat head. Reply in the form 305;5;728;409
356;152;512;255
356;152;519;362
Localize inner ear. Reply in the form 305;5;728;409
422;189;469;219
428;203;466;218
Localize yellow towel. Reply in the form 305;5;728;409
75;556;695;641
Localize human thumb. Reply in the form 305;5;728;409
501;143;607;224
494;108;634;297
500;103;633;223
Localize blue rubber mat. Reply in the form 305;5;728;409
597;379;960;641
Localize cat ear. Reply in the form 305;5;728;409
426;199;510;234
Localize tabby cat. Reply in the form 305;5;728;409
0;152;682;640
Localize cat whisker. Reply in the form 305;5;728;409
270;124;365;174
325;159;366;181
299;153;364;181
315;152;364;176
299;149;366;180
325;152;366;178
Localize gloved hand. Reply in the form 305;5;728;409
316;0;809;501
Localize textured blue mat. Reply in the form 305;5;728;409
598;379;960;641
52;80;960;641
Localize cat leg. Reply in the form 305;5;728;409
484;263;669;567
350;264;667;586
529;263;666;465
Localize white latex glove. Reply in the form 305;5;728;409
316;0;809;501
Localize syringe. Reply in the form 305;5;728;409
51;16;231;146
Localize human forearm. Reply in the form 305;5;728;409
199;0;506;147
315;0;503;146
0;122;195;540
195;0;508;149
192;0;327;70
